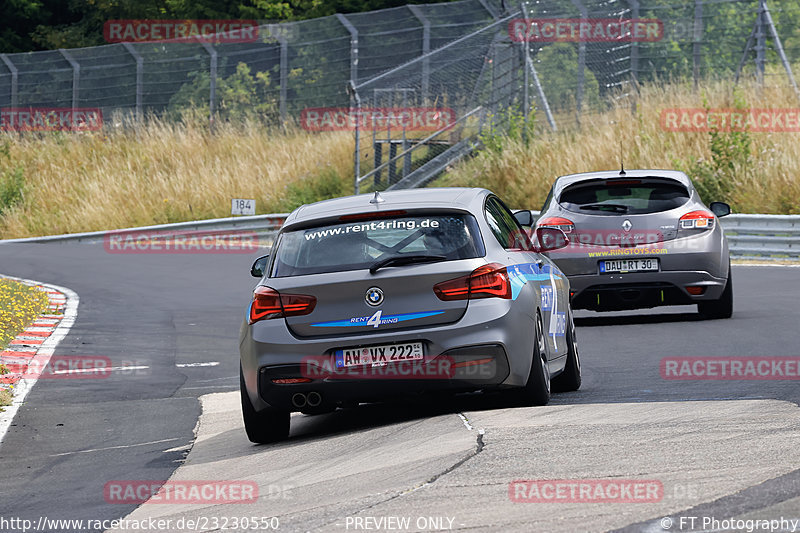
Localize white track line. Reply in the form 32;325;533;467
175;361;220;368
50;437;182;457
52;365;150;375
0;277;79;447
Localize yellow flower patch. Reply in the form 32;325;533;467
0;278;51;351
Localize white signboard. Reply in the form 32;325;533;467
231;199;256;216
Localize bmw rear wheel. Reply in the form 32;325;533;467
240;365;290;444
513;312;551;406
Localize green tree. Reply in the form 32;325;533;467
168;61;279;122
535;43;601;113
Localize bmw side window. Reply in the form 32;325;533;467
485;197;531;250
485;200;512;248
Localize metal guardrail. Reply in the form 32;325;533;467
720;214;800;259
2;211;798;261
0;214;288;245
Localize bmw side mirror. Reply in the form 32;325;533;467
251;255;270;278
535;227;569;252
709;202;731;218
514;210;534;227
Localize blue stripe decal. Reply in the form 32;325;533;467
506;263;559;300
311;310;445;328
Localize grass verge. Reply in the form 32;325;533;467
0;120;355;239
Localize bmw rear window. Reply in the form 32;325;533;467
559;178;690;215
271;213;485;277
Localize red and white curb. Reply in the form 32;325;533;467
0;275;79;447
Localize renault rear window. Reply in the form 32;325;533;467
559;178;690;215
271;213;485;277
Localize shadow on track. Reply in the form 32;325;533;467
575;311;703;327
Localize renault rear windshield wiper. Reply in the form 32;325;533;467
369;254;446;274
579;203;629;213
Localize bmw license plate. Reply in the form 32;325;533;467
335;342;423;368
599;258;659;273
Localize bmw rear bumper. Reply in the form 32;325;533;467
239;299;537;412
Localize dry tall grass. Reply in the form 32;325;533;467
1;78;799;239
0;120;354;238
438;79;800;213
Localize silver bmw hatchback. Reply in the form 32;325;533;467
533;169;732;319
239;188;579;443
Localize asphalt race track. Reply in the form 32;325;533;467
1;242;798;532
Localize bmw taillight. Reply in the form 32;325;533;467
434;263;512;301
249;286;317;324
537;216;575;234
679;210;715;231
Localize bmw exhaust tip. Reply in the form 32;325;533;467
306;391;322;407
291;393;307;409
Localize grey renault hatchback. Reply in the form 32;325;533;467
534;169;732;318
239;188;579;443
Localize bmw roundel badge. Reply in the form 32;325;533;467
366;287;384;306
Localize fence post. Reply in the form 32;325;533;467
761;0;800;101
629;0;639;114
349;82;362;195
571;0;587;126
121;43;143;123
275;28;289;125
520;2;557;132
518;3;530;143
199;40;217;131
0;54;18;110
755;0;766;85
693;0;703;89
337;14;358;88
478;0;500;19
408;5;430;102
59;49;80;131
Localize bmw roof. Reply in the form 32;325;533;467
282;187;489;228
